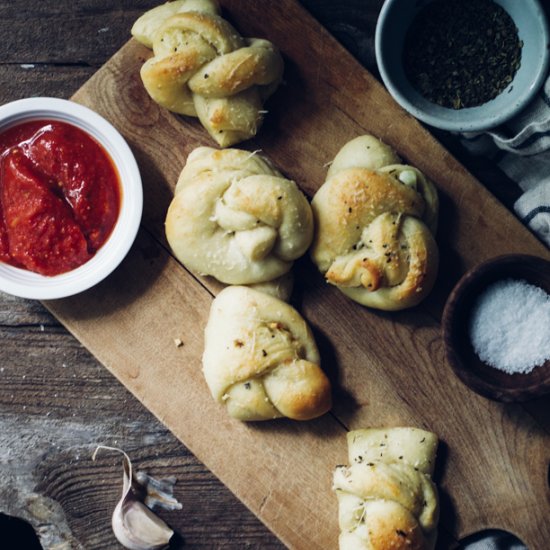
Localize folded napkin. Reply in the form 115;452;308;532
459;76;550;248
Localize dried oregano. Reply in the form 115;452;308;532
403;0;523;109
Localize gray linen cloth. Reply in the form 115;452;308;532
459;76;550;248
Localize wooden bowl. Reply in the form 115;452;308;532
442;254;550;402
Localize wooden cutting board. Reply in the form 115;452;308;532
43;0;550;548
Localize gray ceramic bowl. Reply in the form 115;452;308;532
375;0;550;132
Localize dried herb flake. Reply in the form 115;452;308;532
403;0;522;109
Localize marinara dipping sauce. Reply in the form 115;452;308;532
0;120;121;276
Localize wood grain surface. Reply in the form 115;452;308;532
1;1;549;549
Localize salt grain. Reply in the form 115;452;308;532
468;279;550;374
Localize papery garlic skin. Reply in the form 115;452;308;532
135;472;183;512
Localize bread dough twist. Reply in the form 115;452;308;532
132;0;284;147
165;147;314;286
310;135;439;310
333;428;439;550
202;286;332;421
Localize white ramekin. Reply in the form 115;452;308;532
0;97;143;299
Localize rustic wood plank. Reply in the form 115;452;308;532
0;1;158;65
39;0;550;547
300;0;384;71
1;1;548;548
0;66;96;104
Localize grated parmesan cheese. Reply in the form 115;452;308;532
468;279;550;374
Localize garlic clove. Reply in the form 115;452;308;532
398;169;418;187
112;497;174;550
93;446;178;550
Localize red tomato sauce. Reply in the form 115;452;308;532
0;120;120;276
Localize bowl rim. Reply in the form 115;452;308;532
442;254;550;402
0;97;143;300
375;0;550;132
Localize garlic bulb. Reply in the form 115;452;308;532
93;446;182;550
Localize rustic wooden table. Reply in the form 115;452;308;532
0;1;543;549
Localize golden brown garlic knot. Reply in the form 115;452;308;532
310;135;439;311
132;0;283;147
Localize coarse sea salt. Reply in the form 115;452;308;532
468;278;550;374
